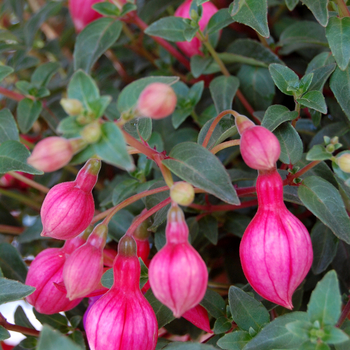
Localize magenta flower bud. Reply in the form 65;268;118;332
86;235;158;350
182;305;212;333
68;0;103;32
25;235;85;314
137;83;177;119
240;170;313;309
41;159;101;240
234;113;281;171
63;223;108;300
175;0;219;57
149;203;208;318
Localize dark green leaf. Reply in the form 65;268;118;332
330;66;350;121
0;140;43;175
297;90;327;114
17;217;45;244
34;310;69;333
323;325;349;344
93;122;134;171
301;0;329;27
213;316;232;334
285;320;311;340
31;62;60;87
37;325;83;350
163;142;240;204
92;2;120;16
101;268;113;288
306;144;332;161
0;65;14;82
112;179;139;205
74;18;123;73
274;123;303;164
0;278;35;304
285;0;299;11
190;55;213;78
0;243;27;282
68;330;86;350
269;63;299;96
15;306;35;329
0;325;10;341
223;213;251;238
207;8;234;34
307;270;341;326
326;17;350;70
230;0;269;37
145;17;191;42
298;176;350;244
0;109;19;142
217;330;252;350
198;215;218;245
262;105;298;131
200;289;226;319
17;98;43;133
56;116;84;138
228;286;270;332
124;117;152;141
108;209;134;242
209;75;239;113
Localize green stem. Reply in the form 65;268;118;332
334;0;350;17
0;188;41;210
8;172;49;193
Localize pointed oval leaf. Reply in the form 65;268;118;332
17;98;43;133
269;63;299;96
0;109;19;142
0;278;35;305
262;105;298;131
301;0;329;27
297;90;327;114
0;65;14;82
330;66;350;121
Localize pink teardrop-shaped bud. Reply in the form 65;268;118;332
175;0;219;57
25;235;85;314
182;305;212;333
68;0;103;32
63;223;108;300
40;159;101;240
86;235;158;350
240;170;313;309
149;203;208;318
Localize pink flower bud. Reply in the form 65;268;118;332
27;137;83;173
137;83;177;119
41;159;101;240
25;236;85;314
240;170;313;309
63;224;108;300
175;0;219;57
149;203;208;318
234;113;281;171
182;305;212;333
86;235;158;350
68;0;103;32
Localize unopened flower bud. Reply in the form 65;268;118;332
81;121;102;144
60;98;83;116
41;159;101;240
337;153;350;173
68;0;103;32
170;182;195;206
137;83;177;119
149;203;208;318
234;113;281;171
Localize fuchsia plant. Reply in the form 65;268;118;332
68;0;103;32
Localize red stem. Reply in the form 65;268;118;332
235;90;259;123
190;199;258;213
283;161;320;186
0;87;27;102
336;295;350;327
0;313;40;337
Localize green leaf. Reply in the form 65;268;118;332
297;90;327;114
124;117;152;141
163;142;240;204
34;310;69;333
108;209;134;242
213;316;232;334
243;312;309;350
262;105;298;131
190;55;213;78
67;70;100;110
200;289;226;318
93;122;134;171
274;123;303;164
0;140;43;175
117;76;178;113
0;65;14;82
228;286;270;332
285;320;311;340
301;0;329;27
285;0;299;11
57;116;85;138
298;176;350;244
31;62;60;87
15;305;35;329
92;2;120;16
101;268;113;288
323;326;349;344
311;221;338;275
37;325;83;350
207;8;234;34
145;289;175;328
230;0;269;38
307;270;341;326
0;277;35;304
74;18;123;73
269;63;299;96
68;330;86;349
326;17;350;70
209;75;239;113
306;145;332;161
198;215;218;245
17;217;45;244
278;21;327;55
145;17;191;42
329;66;350;121
0;109;19;142
112;179;139;205
163;343;217;349
0;325;10;341
17;98;43;133
217;330;252;350
0;243;28;282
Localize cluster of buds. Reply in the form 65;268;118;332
235;113;313;309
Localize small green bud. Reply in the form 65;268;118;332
80;121;102;144
60;98;83;116
170;182;195;206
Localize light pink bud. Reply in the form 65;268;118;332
86;235;158;350
27;137;75;172
41;159;101;240
137;83;177;119
182;305;212;333
63;224;108;300
175;0;219;57
25;236;85;314
68;0;103;32
234;113;281;170
240;170;313;309
149;203;208;318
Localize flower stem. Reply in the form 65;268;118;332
0;313;40;337
0;188;41;211
336;296;350;327
334;0;350;17
210;139;240;155
283;161;321;185
0;87;26;102
0;225;24;235
8;172;49;193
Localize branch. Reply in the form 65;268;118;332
0;313;40;337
